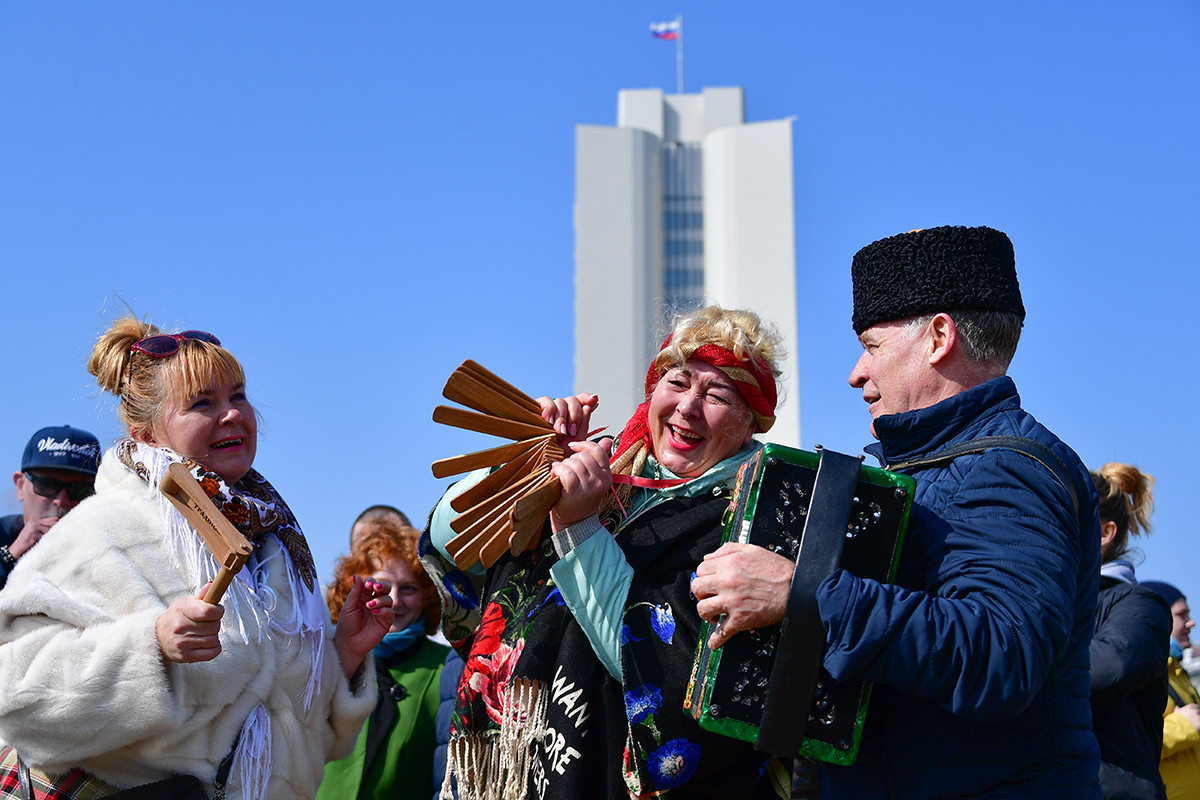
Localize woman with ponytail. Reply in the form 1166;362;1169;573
0;318;392;799
425;306;790;799
1089;462;1172;800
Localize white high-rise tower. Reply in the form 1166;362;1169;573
574;86;799;446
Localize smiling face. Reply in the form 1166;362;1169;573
848;319;943;439
648;359;755;478
141;377;258;483
372;557;426;634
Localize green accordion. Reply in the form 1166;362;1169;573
684;444;915;765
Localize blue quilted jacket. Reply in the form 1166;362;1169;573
433;648;464;800
817;377;1102;799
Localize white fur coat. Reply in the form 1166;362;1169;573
0;453;375;799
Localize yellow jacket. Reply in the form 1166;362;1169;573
1161;656;1200;800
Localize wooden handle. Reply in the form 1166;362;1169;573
449;466;551;535
452;443;546;512
509;475;561;556
433;405;553;442
432;435;550;480
447;466;558;569
203;567;239;604
159;463;252;605
459;360;543;414
447;506;511;570
444;368;549;429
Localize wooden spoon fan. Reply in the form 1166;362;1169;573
431;360;563;570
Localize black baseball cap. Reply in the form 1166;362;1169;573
21;425;101;476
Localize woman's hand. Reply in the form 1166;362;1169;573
550;438;614;531
334;576;394;678
156;586;225;664
537;393;599;446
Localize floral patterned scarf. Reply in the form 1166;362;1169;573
115;438;316;590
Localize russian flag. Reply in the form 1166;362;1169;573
650;20;679;40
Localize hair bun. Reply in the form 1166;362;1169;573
88;317;159;396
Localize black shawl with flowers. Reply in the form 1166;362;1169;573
436;490;787;800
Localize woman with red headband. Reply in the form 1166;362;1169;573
0;317;392;800
428;305;788;800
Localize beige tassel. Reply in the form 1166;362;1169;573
444;679;549;800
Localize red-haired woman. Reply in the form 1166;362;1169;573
319;518;450;800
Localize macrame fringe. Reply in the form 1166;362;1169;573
441;679;548;800
229;703;271;800
138;445;269;645
253;539;328;710
302;627;323;709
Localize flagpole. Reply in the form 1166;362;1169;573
676;13;684;94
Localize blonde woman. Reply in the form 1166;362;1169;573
426;306;791;799
0;319;392;799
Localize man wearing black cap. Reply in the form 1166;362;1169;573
1;425;101;589
693;226;1102;798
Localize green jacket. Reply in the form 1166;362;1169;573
317;637;449;800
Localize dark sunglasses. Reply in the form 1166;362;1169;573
131;330;222;358
23;472;95;502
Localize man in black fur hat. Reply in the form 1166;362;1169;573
692;226;1103;799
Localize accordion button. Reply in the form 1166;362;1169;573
708;704;722;718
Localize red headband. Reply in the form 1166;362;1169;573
612;338;778;468
643;338;777;433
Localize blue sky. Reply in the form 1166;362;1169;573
3;2;1198;599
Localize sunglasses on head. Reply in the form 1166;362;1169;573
131;330;222;358
23;472;95;502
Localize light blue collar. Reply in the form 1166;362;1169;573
1101;558;1137;584
620;441;762;526
373;619;426;659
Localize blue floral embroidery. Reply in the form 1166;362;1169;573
647;737;701;789
441;570;479;609
620;622;643;645
650;603;675;644
528;587;565;617
624;684;663;724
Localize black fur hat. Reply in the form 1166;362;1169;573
851;226;1024;335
